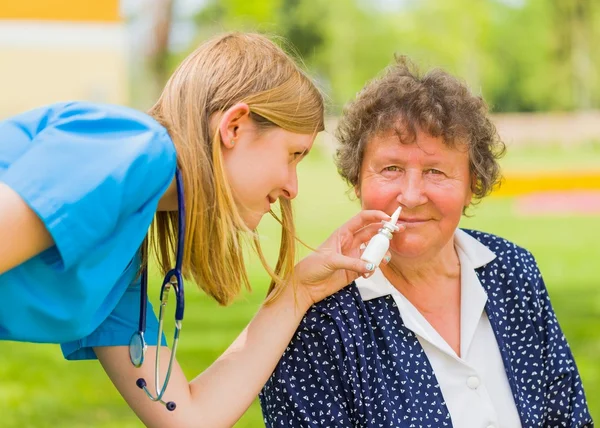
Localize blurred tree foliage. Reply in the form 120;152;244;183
181;0;600;113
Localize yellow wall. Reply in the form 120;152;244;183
0;1;127;117
0;48;127;118
494;171;600;196
0;0;120;22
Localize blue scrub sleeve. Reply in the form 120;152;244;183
61;273;167;360
0;102;176;271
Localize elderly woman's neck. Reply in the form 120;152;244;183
382;239;460;290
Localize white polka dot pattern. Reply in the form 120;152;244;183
260;229;593;427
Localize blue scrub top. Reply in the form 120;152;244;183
0;102;177;360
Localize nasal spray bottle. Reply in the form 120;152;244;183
360;206;402;268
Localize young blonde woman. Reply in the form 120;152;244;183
0;33;395;427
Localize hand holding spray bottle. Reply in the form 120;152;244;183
360;206;402;267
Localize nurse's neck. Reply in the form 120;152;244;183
157;176;178;211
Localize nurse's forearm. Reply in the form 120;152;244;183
188;283;311;427
0;183;53;275
96;283;311;428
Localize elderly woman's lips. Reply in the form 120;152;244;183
400;218;429;223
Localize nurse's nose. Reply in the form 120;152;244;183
281;168;298;200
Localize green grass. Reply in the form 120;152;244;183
500;139;600;172
1;145;598;427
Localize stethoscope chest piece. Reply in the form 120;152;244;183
129;331;147;368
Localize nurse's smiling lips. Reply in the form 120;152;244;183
265;195;277;212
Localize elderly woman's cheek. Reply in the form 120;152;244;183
428;185;470;223
359;180;401;211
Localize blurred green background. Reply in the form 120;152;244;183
186;0;600;113
1;144;599;427
1;0;599;426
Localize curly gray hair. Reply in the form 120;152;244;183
335;56;505;205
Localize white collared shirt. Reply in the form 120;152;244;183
355;229;522;428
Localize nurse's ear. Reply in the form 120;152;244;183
218;103;251;149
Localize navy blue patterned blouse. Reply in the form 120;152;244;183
260;229;593;427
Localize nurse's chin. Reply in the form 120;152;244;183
241;210;267;231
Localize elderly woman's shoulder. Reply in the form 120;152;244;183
462;228;540;271
300;283;366;332
461;228;546;308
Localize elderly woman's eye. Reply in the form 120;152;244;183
384;166;400;172
426;168;444;175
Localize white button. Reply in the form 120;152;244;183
466;375;480;389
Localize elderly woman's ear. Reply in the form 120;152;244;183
465;185;474;208
465;175;478;208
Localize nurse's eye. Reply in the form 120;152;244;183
290;151;306;163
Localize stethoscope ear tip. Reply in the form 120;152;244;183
166;402;177;411
136;378;147;389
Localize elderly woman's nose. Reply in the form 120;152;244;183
396;174;426;208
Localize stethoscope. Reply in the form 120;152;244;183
128;168;185;411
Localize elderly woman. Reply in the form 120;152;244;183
260;58;593;428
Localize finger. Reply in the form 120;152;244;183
352;222;406;253
358;250;390;278
343;210;391;235
328;252;376;276
352;223;383;247
361;250;393;278
381;250;392;265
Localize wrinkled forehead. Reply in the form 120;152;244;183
363;123;469;160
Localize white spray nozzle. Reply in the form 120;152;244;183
382;206;402;232
390;206;402;224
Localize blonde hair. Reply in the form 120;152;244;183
147;32;324;305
